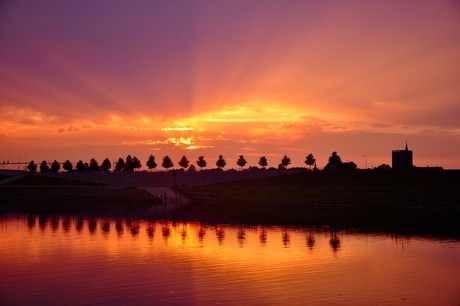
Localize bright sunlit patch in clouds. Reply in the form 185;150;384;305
188;103;305;124
161;127;196;131
185;145;214;150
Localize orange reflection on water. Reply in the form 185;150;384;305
1;215;459;305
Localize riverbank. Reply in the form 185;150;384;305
179;169;460;212
2;169;460;215
0;174;162;214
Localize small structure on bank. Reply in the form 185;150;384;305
392;142;413;169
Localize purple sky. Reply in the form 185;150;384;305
1;0;459;169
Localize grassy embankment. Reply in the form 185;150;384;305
177;169;460;234
0;174;162;214
185;169;460;210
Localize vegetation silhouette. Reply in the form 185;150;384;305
62;160;73;171
101;158;111;171
27;160;37;173
19;149;393;174
258;156;268;169
178;155;190;170
89;158;99;171
161;156;174;170
196;156;207;170
114;158;125;172
280;155;291;169
324;151;357;171
216;155;226;169
236;155;247;170
305;154;316;170
50;160;60;172
39;160;49;172
146;155;157;171
131;156;142;171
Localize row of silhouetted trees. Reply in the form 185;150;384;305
26;152;359;173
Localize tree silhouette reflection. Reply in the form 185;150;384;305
146;222;155;240
306;228;315;250
180;223;187;240
162;223;171;239
115;220;124;237
16;216;353;254
237;226;245;245
62;216;71;233
259;227;267;244
101;219;110;235
76;216;84;232
129;221;140;237
51;215;59;232
39;215;47;230
26;214;35;229
88;219;97;235
198;224;206;241
216;225;225;244
282;228;290;247
329;229;341;252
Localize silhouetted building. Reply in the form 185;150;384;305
392;142;413;169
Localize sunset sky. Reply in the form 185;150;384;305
1;0;459;170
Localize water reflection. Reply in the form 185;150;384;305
17;214;459;256
282;227;290;247
306;228;315;249
62;216;71;233
1;214;460;305
146;222;155;240
101;219;110;235
259;227;267;244
18;214;354;251
216;224;225;244
198;224;206;241
329;229;341;252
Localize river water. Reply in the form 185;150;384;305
1;214;459;305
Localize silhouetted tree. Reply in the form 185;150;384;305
258;156;268;169
125;155;134;171
188;164;196;172
236;155;247;170
342;161;357;171
50;160;60;172
196;156;207;170
62;160;73;172
178;155;190;169
39;160;49;173
146;155;157;171
89;158;99;171
325;151;343;170
216;155;226;169
376;164;391;170
27;160;37;173
281;155;291;169
76;160;86;171
305;154;316;170
114;158;125;172
162;155;174;170
131;156;141;171
101;158;111;171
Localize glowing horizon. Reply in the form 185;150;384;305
1;1;459;169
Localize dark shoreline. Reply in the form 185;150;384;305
1;170;459;238
0;185;162;214
179;169;460;212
